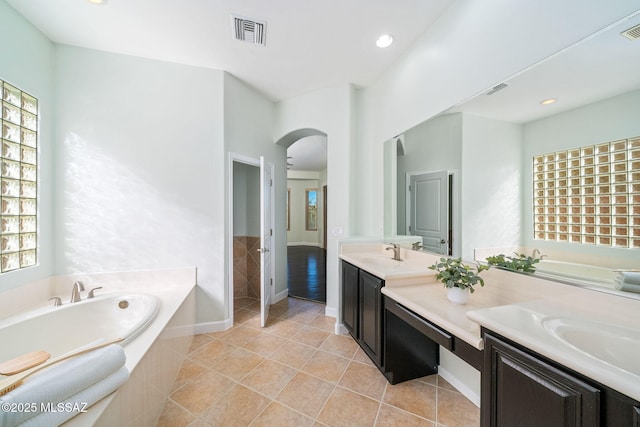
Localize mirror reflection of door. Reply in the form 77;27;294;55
409;170;450;255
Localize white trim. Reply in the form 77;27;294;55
286;242;323;247
273;288;288;304
324;305;337;318
194;318;232;334
437;365;481;407
228;152;261;326
335;322;348;335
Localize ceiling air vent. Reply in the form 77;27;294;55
486;83;509;96
232;15;267;46
621;23;640;41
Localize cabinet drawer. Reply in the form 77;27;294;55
385;299;453;350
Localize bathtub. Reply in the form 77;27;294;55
0;292;159;369
534;259;617;287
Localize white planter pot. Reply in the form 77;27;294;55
447;287;470;305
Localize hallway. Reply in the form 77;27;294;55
157;297;480;426
287;246;327;303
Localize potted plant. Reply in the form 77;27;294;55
429;257;490;304
486;253;540;273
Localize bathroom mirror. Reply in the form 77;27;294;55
384;13;640;294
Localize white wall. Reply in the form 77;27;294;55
0;1;55;292
461;114;523;260
53;45;226;326
233;162;260;237
275;84;355;317
354;0;640;240
223;73;286;300
287;179;322;246
522;88;640;267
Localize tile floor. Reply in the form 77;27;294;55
157;297;480;427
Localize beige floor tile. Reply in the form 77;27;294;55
211;347;265;381
170;370;235;415
242;333;287;357
383;379;437;421
264;318;305;338
189;340;237;366
172;358;209;392
352;346;375;366
275;372;335;418
156;399;194;427
317;387;380;427
319;333;359;359
308;313;337;332
251;402;314;427
291;326;330;348
188;334;214;353
218;325;261;346
269;340;317;369
286;309;321;324
234;297;255;309
436;388;480;427
241;359;297;398
437;375;457;392
339;361;388;400
201;384;270;427
301;350;350;383
375;403;435;427
234;308;259;324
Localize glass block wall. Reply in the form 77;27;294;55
533;137;640;249
1;79;38;273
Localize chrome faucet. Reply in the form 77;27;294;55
70;281;85;303
386;243;402;261
532;248;547;260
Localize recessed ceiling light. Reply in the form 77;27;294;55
540;98;557;105
376;34;394;48
88;0;107;4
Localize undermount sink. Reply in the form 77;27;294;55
542;317;640;376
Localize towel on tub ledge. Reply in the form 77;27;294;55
0;344;128;427
614;271;640;293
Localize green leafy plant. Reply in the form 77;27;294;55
428;257;490;293
486;253;540;273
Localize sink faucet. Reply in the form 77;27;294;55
385;243;402;261
70;281;85;303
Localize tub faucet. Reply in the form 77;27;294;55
386;243;402;261
70;281;85;303
532;249;547;260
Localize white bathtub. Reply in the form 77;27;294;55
0;292;159;363
534;259;617;287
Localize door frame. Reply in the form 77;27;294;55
227;152;275;326
405;169;460;257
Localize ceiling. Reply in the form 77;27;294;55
446;12;640;124
287;135;327;172
7;0;454;102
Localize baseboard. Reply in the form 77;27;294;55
335;322;348;335
287;242;322;247
437;366;481;407
194;318;232;334
324;305;337;318
273;288;288;303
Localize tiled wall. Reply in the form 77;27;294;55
233;236;261;298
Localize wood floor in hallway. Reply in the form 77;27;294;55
156;297;480;427
287;246;326;303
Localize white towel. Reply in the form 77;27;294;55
0;344;125;427
617;271;640;286
18;366;129;427
614;278;640;293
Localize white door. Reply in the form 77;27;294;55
259;157;274;327
409;170;449;254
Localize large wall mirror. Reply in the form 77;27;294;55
384;12;640;295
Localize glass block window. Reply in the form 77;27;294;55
533;137;640;249
1;79;38;273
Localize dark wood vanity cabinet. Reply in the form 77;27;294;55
341;261;383;368
483;332;640;427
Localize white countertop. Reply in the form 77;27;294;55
339;243;640;402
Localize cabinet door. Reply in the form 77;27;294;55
341;261;359;337
359;270;383;366
483;333;600;427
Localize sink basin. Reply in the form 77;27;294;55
361;256;405;267
542;317;640;376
